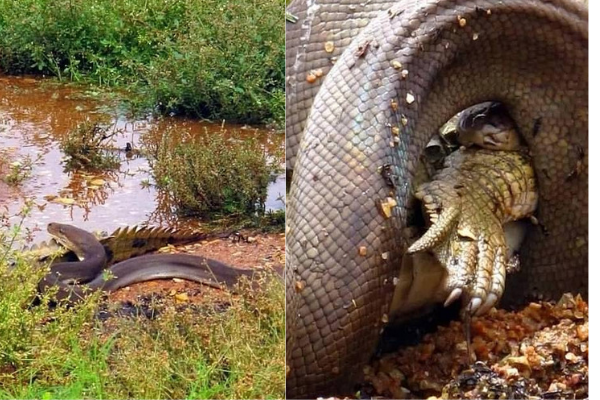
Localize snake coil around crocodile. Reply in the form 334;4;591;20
285;0;587;397
38;223;256;302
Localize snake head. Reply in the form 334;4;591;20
47;222;69;242
46;222;90;260
457;102;524;151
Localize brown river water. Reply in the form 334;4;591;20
0;76;284;243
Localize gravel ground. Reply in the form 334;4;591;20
361;294;588;399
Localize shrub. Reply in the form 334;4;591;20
147;127;280;217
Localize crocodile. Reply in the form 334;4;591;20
25;225;210;267
392;103;534;318
285;0;587;397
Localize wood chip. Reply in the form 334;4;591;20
174;293;189;302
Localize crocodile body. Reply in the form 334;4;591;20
392;106;535;317
26;225;207;266
285;0;587;397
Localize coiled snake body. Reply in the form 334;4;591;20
286;0;587;397
39;223;254;302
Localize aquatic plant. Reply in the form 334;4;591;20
1;154;40;186
59;120;121;171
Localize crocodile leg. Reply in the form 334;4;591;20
408;149;538;315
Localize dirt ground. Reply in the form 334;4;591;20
105;229;285;306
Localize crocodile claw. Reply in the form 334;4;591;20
444;288;463;307
410;149;537;317
477;293;498;316
414;190;508;316
468;297;482;314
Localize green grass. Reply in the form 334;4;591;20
0;154;40;186
0;221;285;399
0;0;284;125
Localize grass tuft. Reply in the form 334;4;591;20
59;120;121;172
146;127;281;218
1;154;41;186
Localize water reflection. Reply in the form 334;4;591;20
0;76;284;242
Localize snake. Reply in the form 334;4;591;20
38;223;256;302
285;0;587;397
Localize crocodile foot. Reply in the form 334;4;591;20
408;149;537;316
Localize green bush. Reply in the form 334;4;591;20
0;0;284;124
148;127;280;217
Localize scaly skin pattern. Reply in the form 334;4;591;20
285;0;398;171
25;226;207;266
36;224;257;303
409;149;538;315
286;0;587;397
97;225;207;265
454;102;525;151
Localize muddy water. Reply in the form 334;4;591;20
0;76;284;242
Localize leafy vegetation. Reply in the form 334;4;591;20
0;0;284;124
145;127;281;218
0;216;285;399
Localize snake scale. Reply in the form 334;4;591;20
285;0;587;397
